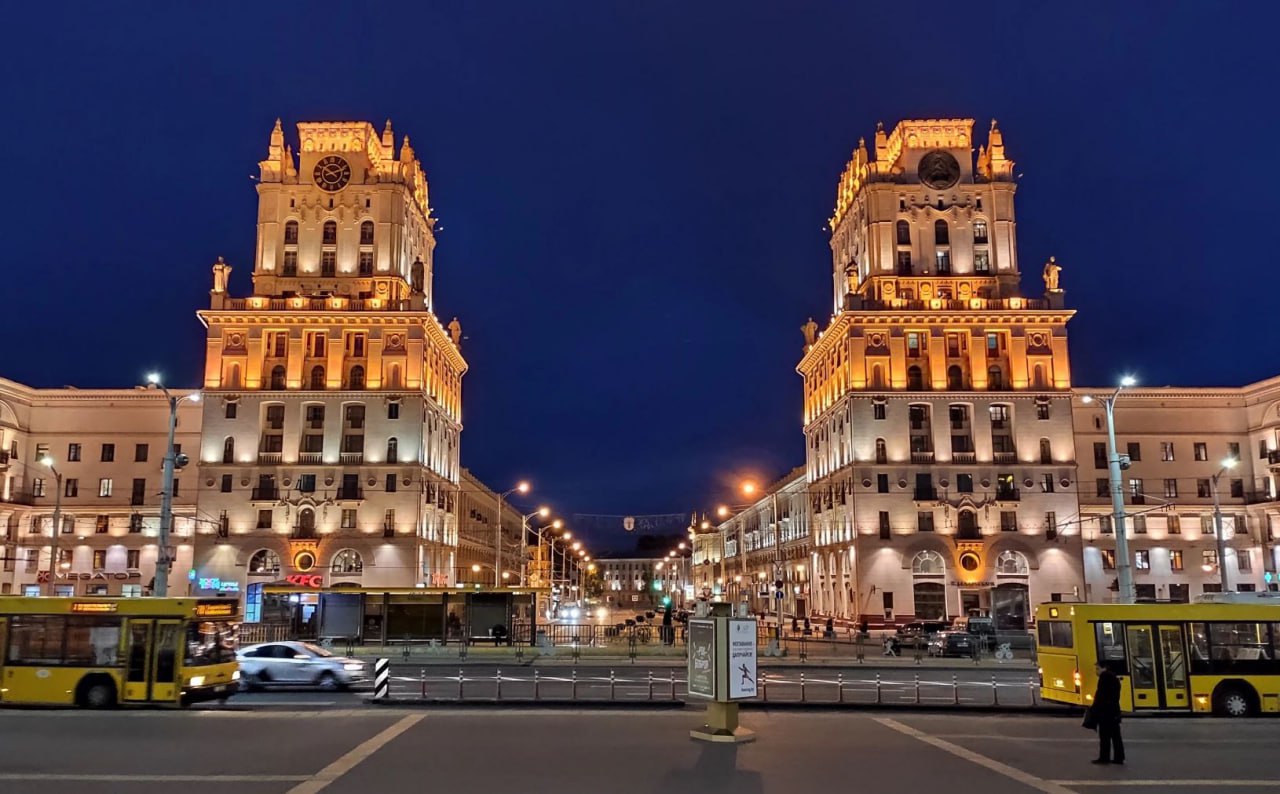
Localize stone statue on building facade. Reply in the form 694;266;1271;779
802;317;818;348
410;257;425;295
448;317;462;347
211;257;232;293
1042;257;1062;292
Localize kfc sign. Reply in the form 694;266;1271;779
285;574;324;588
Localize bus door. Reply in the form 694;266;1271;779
1124;623;1189;710
123;619;154;701
123;619;182;703
151;620;182;703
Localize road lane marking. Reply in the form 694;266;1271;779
286;713;424;794
1054;781;1280;787
0;774;308;782
937;735;1280;745
872;717;1074;794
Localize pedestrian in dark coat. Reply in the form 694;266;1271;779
1090;662;1125;764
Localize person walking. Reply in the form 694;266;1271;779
1090;662;1125;765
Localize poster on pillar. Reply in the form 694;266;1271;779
727;618;757;699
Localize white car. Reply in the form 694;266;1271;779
237;641;367;691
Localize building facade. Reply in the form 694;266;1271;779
0;379;201;596
596;555;687;609
193;119;469;603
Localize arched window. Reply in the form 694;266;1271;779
1032;363;1049;389
911;550;946;575
875;438;888;465
987;366;1004;391
322;220;337;245
870;364;886;389
947;365;964;390
386;437;399;463
995;550;1030;576
225;363;241;389
297;508;316;537
957;509;980;540
310;366;326;390
248;549;281;575
360;221;374;245
896;220;911;245
349;365;365;390
973;219;988;244
222;437;235;464
906;365;924;391
1039;438;1052;464
387;364;402;389
284;220;299;245
270;365;286;390
934;219;949;246
331;549;364;575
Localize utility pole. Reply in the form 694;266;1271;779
1211;459;1239;592
40;458;63;596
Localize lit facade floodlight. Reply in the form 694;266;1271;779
471;564;481;572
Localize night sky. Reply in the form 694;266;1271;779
3;3;1272;536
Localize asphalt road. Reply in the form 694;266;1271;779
1;708;1276;793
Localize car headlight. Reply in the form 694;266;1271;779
343;662;364;672
232;670;241;681
189;675;205;688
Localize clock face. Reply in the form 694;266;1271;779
313;155;352;192
918;150;961;189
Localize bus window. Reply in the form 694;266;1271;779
127;623;149;683
1037;621;1073;648
1126;625;1157;689
1191;622;1279;674
7;616;66;664
1094;621;1129;674
65;617;123;665
185;621;238;666
154;623;179;684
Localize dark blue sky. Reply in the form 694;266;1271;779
2;2;1271;528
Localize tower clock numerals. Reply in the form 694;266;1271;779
313;155;352;192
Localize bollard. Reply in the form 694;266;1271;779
458;668;465;700
459;640;468;660
992;675;999;706
420;668;427;699
837;671;844;703
800;638;807;663
856;635;865;664
516;644;524;664
915;645;922;665
953;674;959;706
533;669;540;701
571;668;578;701
761;670;768;702
1029;675;1037;706
669;669;676;701
647;670;654;701
800;670;807;702
609;669;616;700
914;673;920;705
875;672;882;704
496;668;502;701
373;658;390;700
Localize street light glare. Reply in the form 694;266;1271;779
189;392;202;403
551;519;563;529
716;505;729;517
146;372;161;385
516;481;530;494
1222;458;1239;469
678;542;686;550
1081;395;1094;404
471;564;481;572
741;481;757;495
1119;375;1137;388
40;455;55;468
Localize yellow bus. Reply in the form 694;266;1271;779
0;597;241;708
1036;601;1280;717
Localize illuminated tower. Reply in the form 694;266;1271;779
798;119;1082;627
195;120;466;602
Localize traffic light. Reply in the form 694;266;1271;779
661;595;672;607
652;580;662;591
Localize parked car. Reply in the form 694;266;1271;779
895;620;949;648
928;630;978;657
953;616;997;649
237;641;368;690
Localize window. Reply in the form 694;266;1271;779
1164;479;1178;498
225;399;241;420
98;478;113;497
917;512;934;532
1040;439;1053;465
134;443;149;463
284;220;298;244
996;550;1029;575
972;219;989;244
222;436;235;464
322;220;337;244
1132;515;1147;534
974;250;991;274
129;514;143;533
95;515;109;534
1228;442;1240;461
1203;549;1218;569
341;509;357;529
1168;515;1181;534
1170;550;1183;571
1197;479;1211;498
269;366;286;390
1037;621;1073;649
1194;442;1208;461
956;473;973;493
360;220;374;245
331;549;363;575
125;549;140;568
1000;510;1017;532
873;402;886;421
1036;401;1050;420
298;474;316;493
934;219;950;246
1101;549;1116;570
321;250;336;277
1126;442;1141;462
896;250;912;274
33;478;46;497
349;365;365;389
386;437;399;463
256;509;272;529
934;249;951;273
59;477;77;498
895;220;911;245
310;366;326;389
1161;442;1174;461
906;333;922;358
1201;514;1215;535
122;584;142;598
946;365;963;390
1045;511;1058;535
1230;479;1244;498
878;511;891;540
1041;473;1055;493
358;251;374;275
911;550;945;575
387;402;400;420
1099;515;1113;534
987;366;1004;390
92;550;106;570
906;366;924;391
1093;442;1108;470
283;250;298;276
876;473;889;493
101;443;115;462
67;443;81;462
386;473;397;493
249;549;281;575
1263;440;1272;460
1238;552;1252;573
1094;478;1107;498
1128;478;1144;503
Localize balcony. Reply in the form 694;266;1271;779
251;487;280;501
950;452;976;464
298;452;323;465
337;486;364;501
910;451;935;464
382;523;396;538
914;487;938;501
995;488;1021;502
290;526;318;540
993;452;1018;464
257;452;283;465
340;452;364;465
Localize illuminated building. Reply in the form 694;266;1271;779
193;120;467;602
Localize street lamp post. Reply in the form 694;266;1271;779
1084;376;1136;604
518;508;551;586
40;457;63;596
1211;458;1239;592
495;481;530;588
743;481;784;644
145;374;200;598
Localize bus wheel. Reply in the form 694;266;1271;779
1213;683;1257;717
78;676;117;709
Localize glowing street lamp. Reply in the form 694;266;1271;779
40;456;64;596
1081;375;1138;603
144;373;200;597
495;481;532;587
1211;457;1240;591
